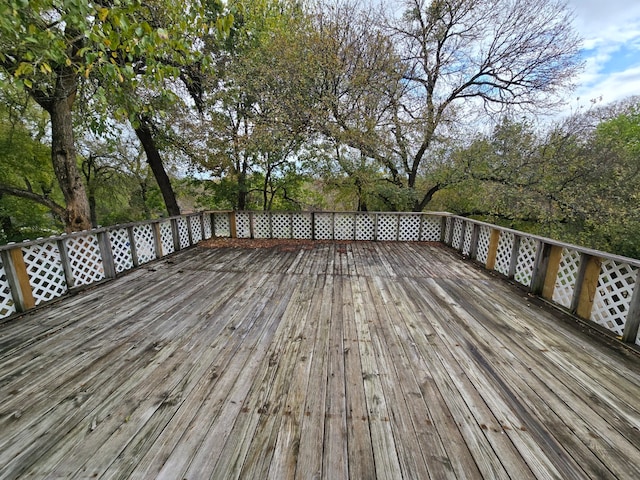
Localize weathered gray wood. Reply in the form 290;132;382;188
622;271;640;344
1;243;639;480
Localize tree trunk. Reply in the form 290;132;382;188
44;71;92;232
134;118;181;217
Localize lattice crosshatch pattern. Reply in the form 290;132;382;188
494;232;515;276
253;213;271;238
399;215;421;241
355;214;375;241
65;235;105;287
214;213;231;237
109;228;134;273
0;259;16;319
315;213;333;240
160;221;175;255
591;260;637;337
22;242;67;305
292;213;312;239
514;237;538;287
190;216;203;243
134;225;156;264
552;248;581;309
421;217;441;242
444;217;453;244
177;218;190;249
476;226;491;265
272;213;291;239
202;214;212;239
235;212;251;238
377;214;398;241
462;223;473;256
452;219;463;250
334;214;355;240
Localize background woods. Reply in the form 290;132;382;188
0;0;638;258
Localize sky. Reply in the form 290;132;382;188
566;0;640;110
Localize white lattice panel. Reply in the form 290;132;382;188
202;214;213;239
444;217;453;244
514;237;538;287
452;219;463;249
213;213;230;237
235;212;251;238
476;226;491;265
272;213;291;239
190;216;203;243
22;242;67;305
177;217;190;248
462;223;473;255
0;258;16;318
399;215;421;241
253;212;270;239
377;214;398;241
109;228;134;273
420;217;441;242
591;260;637;337
355;214;375;241
159;221;175;255
134;224;156;264
494;232;515;276
334;214;355;240
292;213;312;239
552;248;581;309
314;213;333;240
65;235;105;287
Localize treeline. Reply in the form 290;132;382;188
1;1;637;257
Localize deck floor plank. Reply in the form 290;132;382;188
1;242;639;479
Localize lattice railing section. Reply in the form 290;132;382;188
292;213;312;239
514;237;538;287
315;213;333;240
253;212;270;238
552;248;581;309
160;221;175;255
190;216;203;243
134;224;156;264
202;214;212;239
65;235;105;287
177;217;190;249
109;228;134;273
0;258;16;318
213;213;231;237
444;217;453;244
494;232;515;277
591;260;637;337
22;242;68;306
462;221;473;256
421;217;441;242
451;218;464;250
334;214;355;240
235;212;251;238
398;215;421;242
377;214;398;241
476;226;491;265
355;214;375;241
272;213;291;239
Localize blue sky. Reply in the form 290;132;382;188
567;0;640;108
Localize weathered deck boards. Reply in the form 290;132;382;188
1;241;639;479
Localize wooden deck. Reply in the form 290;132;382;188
1;241;639;479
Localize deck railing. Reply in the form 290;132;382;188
1;210;638;348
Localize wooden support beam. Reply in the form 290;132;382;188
508;235;522;279
469;224;480;260
458;220;467;252
127;227;139;267
541;245;564;301
1;248;35;311
622;271;640;343
152;222;163;259
97;231;116;279
570;254;602;319
229;211;237;238
485;229;501;270
56;239;74;289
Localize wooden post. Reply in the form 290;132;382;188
622;271;640;343
0;248;35;311
152;222;163;259
127;227;139;267
97;231;116;279
374;213;379;241
541;245;564;300
186;215;194;246
458;220;467;252
229;211;237;238
485;229;501;270
56;238;75;289
210;213;217;238
440;216;447;243
570;254;602;318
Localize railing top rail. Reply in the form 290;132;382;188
448;214;640;267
